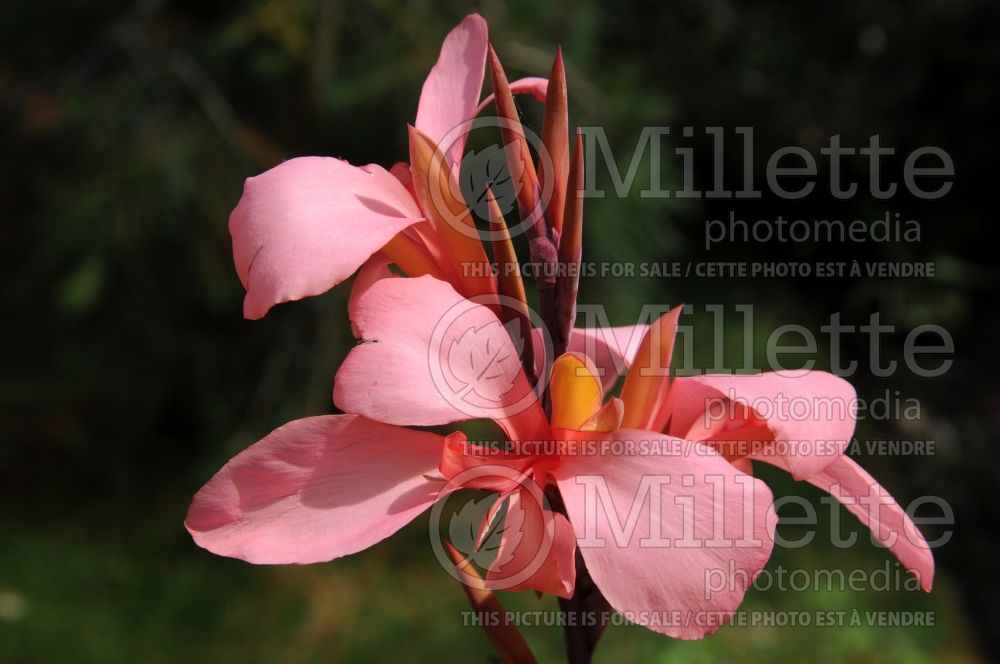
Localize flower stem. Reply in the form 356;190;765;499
545;488;611;663
558;550;611;664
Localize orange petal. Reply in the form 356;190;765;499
579;396;625;433
382;229;446;280
619;306;683;430
409;221;463;284
408;125;495;299
549;352;604;430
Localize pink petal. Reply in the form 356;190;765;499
388;161;416;196
231;157;423;319
553;430;775;639
570;325;650;393
676;372;857;480
533;325;649;394
486;485;577;598
415;14;489;167
348;253;396;301
474;76;549;115
660;378;763;448
346;254;396;336
760;454;934;591
333;275;548;441
185;415;446;564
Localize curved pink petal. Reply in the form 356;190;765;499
570;325;650;393
660;378;768;459
553;430;775;639
533;325;649;394
346;254;396;336
660;377;729;440
185;415;445;564
674;372;857;480
334;275;548;441
388;161;416;196
349;253;395;301
759;454;934;591
474;76;549;115
415;14;489;167
486;486;576;598
231;156;423;319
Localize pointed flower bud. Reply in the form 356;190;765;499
540;47;569;237
488;45;545;242
486;187;536;383
554;130;585;357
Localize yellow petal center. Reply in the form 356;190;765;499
549;353;603;430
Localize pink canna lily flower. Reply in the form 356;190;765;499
190;10;935;656
187;274;777;640
230;14;548;320
185;272;935;639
